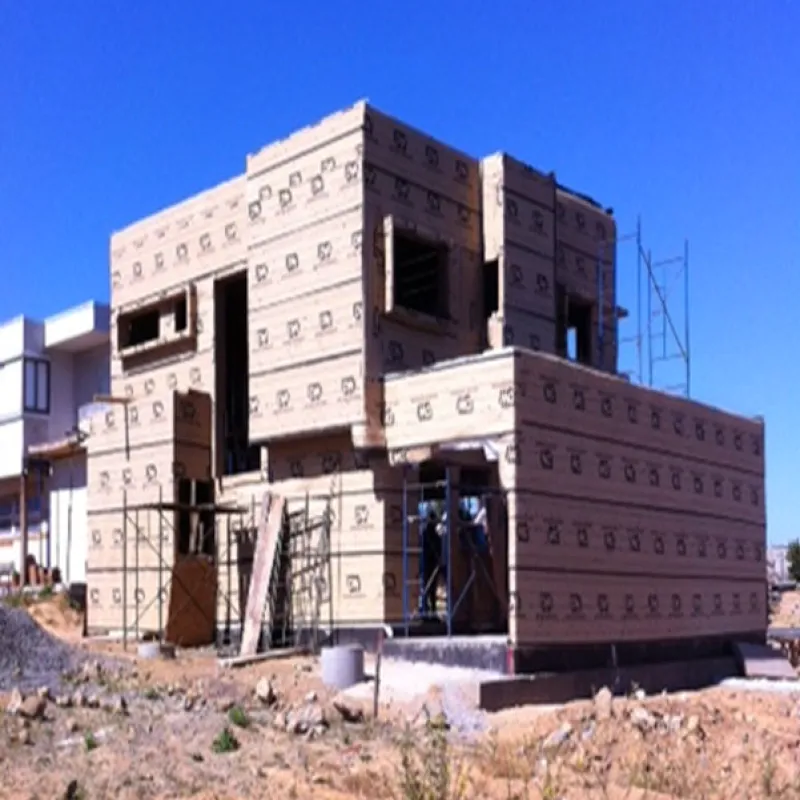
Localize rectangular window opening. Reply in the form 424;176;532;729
23;358;50;414
174;296;188;333
118;308;160;350
482;260;499;323
392;231;449;319
215;272;260;476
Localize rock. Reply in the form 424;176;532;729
18;727;32;745
543;722;573;750
104;696;128;715
332;698;365;724
19;695;47;720
7;688;24;715
634;688;646;701
286;703;328;735
255;677;277;706
630;707;656;732
305;690;317;703
183;696;195;712
593;686;614;720
55;695;73;709
85;694;101;710
216;699;235;713
36;686;52;701
67;719;80;733
71;691;87;709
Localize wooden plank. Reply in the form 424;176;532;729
240;492;286;656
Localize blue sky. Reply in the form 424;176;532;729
1;2;797;541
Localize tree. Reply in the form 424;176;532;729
787;539;800;583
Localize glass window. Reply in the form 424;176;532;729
23;358;50;413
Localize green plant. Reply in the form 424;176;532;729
84;731;98;752
394;715;469;800
212;726;240;754
227;705;250;728
38;585;54;599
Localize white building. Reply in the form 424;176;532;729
0;301;109;585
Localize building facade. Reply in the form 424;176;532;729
87;102;766;660
0;301;110;584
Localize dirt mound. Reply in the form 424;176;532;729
0;603;80;693
27;593;83;640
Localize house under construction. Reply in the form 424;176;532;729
86;101;766;673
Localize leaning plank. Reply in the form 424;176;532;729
218;646;307;670
239;492;286;657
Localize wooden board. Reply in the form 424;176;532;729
240;493;285;656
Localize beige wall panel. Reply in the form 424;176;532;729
515;423;764;525
502;244;556;319
87;509;174;572
111;348;215;403
512;493;765;580
516;351;765;475
512;571;765;646
481;153;557;263
247;102;365;181
88;444;174;513
323;550;398;626
556;241;615;309
87;390;212;456
373;317;464;373
488;310;558;353
555;189;617;262
482;153;557;211
248;280;363;376
249;351;365;440
248;207;364;309
247;130;364;243
111;177;246;307
364;106;480;210
86;568;170;634
383;350;518;450
365;165;480;251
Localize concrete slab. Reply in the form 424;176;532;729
733;641;797;680
476;656;738;712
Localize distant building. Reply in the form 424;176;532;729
0;301;110;584
768;544;790;584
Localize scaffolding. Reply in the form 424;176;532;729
111;484;334;652
400;467;507;637
612;216;691;398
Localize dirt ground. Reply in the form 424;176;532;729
2;595;800;799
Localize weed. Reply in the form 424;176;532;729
227;705;250;729
212;726;240;754
394;715;470;800
142;687;160;701
84;731;98;752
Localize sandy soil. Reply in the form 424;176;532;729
3;595;800;799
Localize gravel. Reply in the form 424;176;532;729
0;605;83;693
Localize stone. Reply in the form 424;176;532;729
71;691;87;709
55;695;73;709
18;727;31;745
255;677;277;706
7;688;24;715
86;694;101;709
305;690;317;703
630;707;655;732
543;722;573;750
67;720;80;734
332;698;365;724
19;695;47;721
593;686;614;720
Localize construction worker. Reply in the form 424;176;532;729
421;508;441;616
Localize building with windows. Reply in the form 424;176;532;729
0;301;110;585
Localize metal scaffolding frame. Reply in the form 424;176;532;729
400;467;506;638
112;484;336;653
613;216;691;398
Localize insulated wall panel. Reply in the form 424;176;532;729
249;351;365;440
383;350;518;452
110;176;246;308
512;572;765;645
